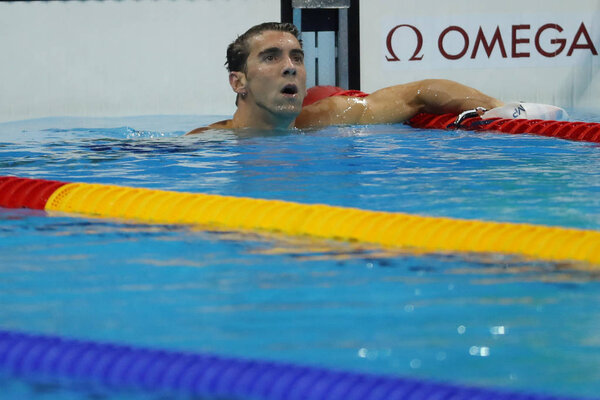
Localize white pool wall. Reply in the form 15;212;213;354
360;0;600;110
0;0;280;123
1;0;598;123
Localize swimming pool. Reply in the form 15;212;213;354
1;113;600;399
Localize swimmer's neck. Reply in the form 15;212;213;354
230;107;297;130
184;113;296;135
185;104;300;135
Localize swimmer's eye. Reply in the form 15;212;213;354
263;55;277;62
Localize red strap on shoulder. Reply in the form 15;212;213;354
303;86;369;107
334;89;369;98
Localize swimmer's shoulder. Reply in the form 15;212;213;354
295;96;369;129
185;119;234;135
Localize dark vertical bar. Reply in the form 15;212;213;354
300;8;338;31
348;0;360;90
281;0;293;23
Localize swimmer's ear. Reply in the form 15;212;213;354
229;71;247;95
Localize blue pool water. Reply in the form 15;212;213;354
1;113;600;399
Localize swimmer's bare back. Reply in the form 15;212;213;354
185;119;234;135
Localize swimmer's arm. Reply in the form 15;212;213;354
360;79;504;124
296;79;503;128
295;96;370;128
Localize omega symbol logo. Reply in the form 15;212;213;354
385;24;424;61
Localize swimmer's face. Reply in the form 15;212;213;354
238;30;306;119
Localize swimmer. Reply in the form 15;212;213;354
186;22;504;134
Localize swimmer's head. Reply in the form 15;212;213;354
226;22;302;74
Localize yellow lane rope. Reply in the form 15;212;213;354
45;182;600;265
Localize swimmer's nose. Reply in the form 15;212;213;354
283;67;297;76
282;57;297;76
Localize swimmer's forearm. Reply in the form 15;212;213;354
363;79;503;124
413;79;504;114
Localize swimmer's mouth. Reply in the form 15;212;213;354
281;84;298;96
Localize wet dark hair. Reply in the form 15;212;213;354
226;22;302;73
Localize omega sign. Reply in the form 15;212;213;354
385;22;598;62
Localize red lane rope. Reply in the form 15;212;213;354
407;113;600;144
0;176;66;210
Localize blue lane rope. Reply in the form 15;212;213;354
0;330;593;400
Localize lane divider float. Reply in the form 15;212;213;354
1;176;599;265
1;329;591;400
408;113;600;143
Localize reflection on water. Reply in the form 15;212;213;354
1;114;600;399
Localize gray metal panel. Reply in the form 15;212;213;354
303;32;317;88
317;31;336;86
337;7;349;88
293;1;349;87
292;0;350;8
293;7;302;28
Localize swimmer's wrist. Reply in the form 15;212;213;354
453;107;487;126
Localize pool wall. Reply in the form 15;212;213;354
359;0;600;110
1;0;598;123
0;0;280;122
